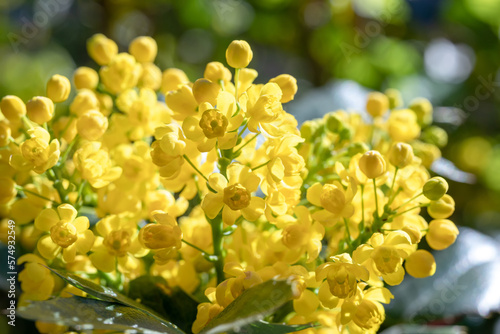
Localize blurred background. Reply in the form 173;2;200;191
0;0;499;333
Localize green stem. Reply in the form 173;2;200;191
387;167;399;205
393;204;426;217
15;186;61;205
182;239;217;261
183;154;209;182
21;116;33;131
252;160;270;171
208;213;225;284
237;122;248;138
393;192;423;211
344;218;352;245
58;135;79;166
373;178;379;218
234;133;259;155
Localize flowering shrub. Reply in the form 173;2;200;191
0;35;459;334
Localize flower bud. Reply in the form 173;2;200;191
26;96;54;124
347;142;369;156
46;74;71;103
138;63;162;90
324;112;343;133
0;122;11;147
129;36;158;63
87;34;118;66
409;97;433;126
405;250;436;278
225;40;253;68
73;67;99;90
359;150;386;179
192;79;220;106
1;95;26;121
300;120;321;141
402;224;422;244
161;68;190;94
366;92;389;118
269;74;298;103
388;109;421;142
428;194;455;219
421;126;448;148
139;223;182;249
388;142;414;168
77;110;108;140
423;176;448;200
204;61;232;83
426;219;459;250
0;177;16;204
70;89;99;116
385;88;403;109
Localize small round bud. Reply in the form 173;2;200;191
138;63;162;90
402;224;422;244
421;126;448;148
426;219;459;250
1;95;26;121
204;61;232;83
73;67;99;90
347;142;369;156
70;89;99;116
388;109;421;142
225;40;253;69
0;177;16;204
324;112;343;133
366;92;389;118
26;96;55;124
385;88;403;109
77;110;108;141
87;34;118;66
46;74;71;102
269;74;298;103
139;223;182;249
409;97;433;126
405;250;436;278
161;68;190;94
300;120;320;141
359;150;386;179
388;142;414;168
192;79;220;106
0;122;11;147
428;194;455;219
129;36;158;63
423;176;448;200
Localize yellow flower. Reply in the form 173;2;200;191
129;36;157;63
1;95;26;121
161;68;190;94
225;40;253;68
426;219;459;250
100;53;142;94
18;254;55;302
76;110;108;141
150;124;186;178
73;141;122;188
306;179;357;226
46;74;71;103
192;303;224;334
366;92;389;118
201;163;264;226
90;214;148;272
353;231;414;286
87;33;118;66
269;74;298;103
138;62;162;90
10;127;60;174
405;249;436;278
204;61;232;85
70;89;100;116
245;82;284;134
316;253;369;300
35;204;94;262
165;84;198;121
26;96;55;124
0;177;16;204
139;210;182;265
10;182;57;225
388;109;420;142
73;66;99;90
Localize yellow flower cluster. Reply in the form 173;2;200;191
0;36;459;334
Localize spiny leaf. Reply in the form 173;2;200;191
44;266;184;333
201;279;295;334
18;296;181;333
227;320;317;334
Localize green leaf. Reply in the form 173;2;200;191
128;275;199;333
227;320;316;334
18;296;178;333
201;279;295;334
44;266;184;334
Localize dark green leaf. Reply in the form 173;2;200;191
128;275;199;333
18;296;180;333
201;279;295;334
227;320;316;334
44;266;184;333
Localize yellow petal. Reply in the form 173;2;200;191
37;235;61;260
222;205;240;225
182;116;204;141
73;216;90;233
306;183;322;207
57;204;77;223
208;173;227;193
201;192;224;219
34;208;59;231
62;244;77;263
364;287;394;304
75;230;95;253
90;250;115;272
383;266;405;286
241;197;265;221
